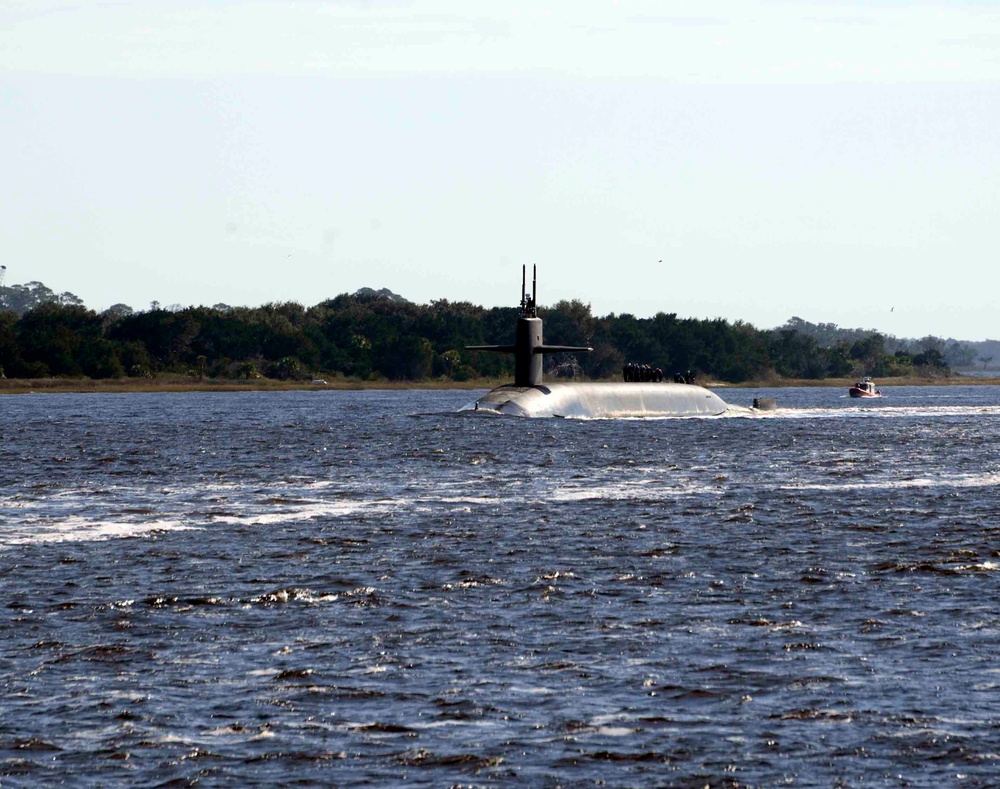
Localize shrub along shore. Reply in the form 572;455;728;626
2;374;998;396
0;293;976;388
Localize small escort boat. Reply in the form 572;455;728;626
849;377;882;398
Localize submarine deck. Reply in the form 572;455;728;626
466;382;731;418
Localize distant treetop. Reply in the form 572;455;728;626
353;287;409;304
0;279;84;317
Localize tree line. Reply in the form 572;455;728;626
0;287;955;383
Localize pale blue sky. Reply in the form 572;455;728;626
2;1;999;339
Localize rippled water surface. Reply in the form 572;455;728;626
2;386;1000;787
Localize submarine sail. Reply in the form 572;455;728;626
465;264;592;387
463;266;733;418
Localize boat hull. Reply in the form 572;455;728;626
464;382;732;418
849;387;882;398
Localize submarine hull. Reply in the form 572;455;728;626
465;382;730;418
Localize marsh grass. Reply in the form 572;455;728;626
0;375;507;395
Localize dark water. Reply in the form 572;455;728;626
2;385;1000;787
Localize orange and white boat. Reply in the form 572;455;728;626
849;377;882;398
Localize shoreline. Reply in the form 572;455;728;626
3;374;1000;396
709;375;1000;388
0;377;506;395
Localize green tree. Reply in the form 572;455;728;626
849;334;888;376
110;309;201;369
912;347;948;372
0;281;85;317
769;329;825;378
0;311;22;376
16;303;107;376
269;356;306;380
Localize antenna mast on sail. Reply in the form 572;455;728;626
520;264;537;318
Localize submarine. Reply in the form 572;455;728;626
462;266;737;418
